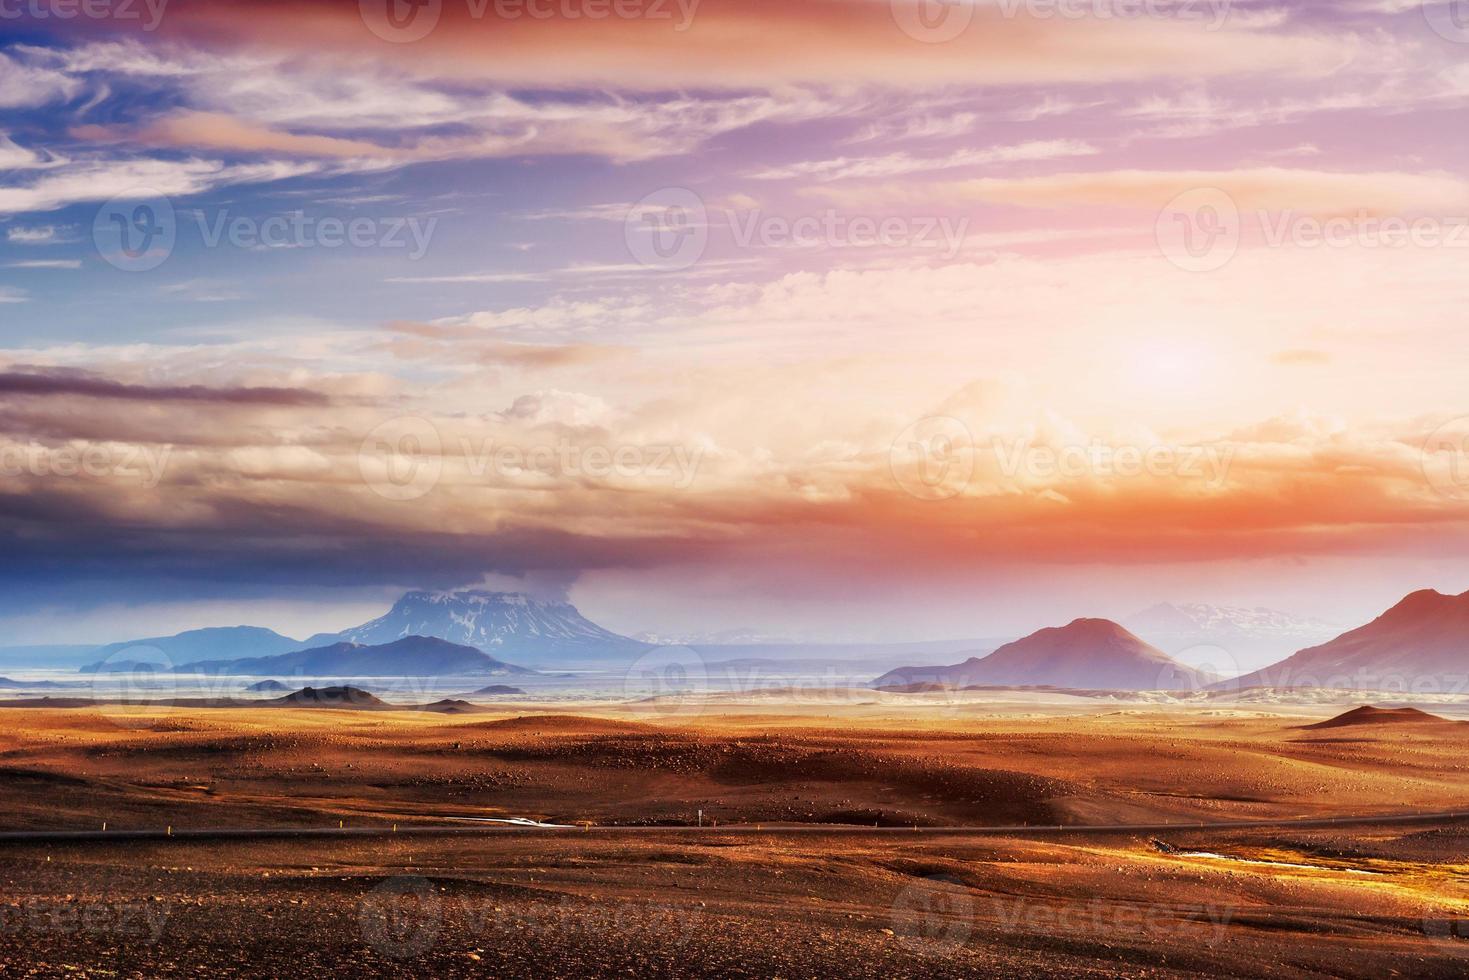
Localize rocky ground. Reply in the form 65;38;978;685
0;704;1466;976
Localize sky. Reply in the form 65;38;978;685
2;0;1469;645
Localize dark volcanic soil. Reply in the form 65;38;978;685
0;828;1466;978
0;706;1467;977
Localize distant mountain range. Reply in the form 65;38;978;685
0;676;77;690
301;590;649;668
872;618;1218;692
81;626;301;672
635;627;808;646
41;585;1469;693
68;590;646;677
1229;589;1469;691
0;645;98;670
176;636;533;677
1123;602;1340;673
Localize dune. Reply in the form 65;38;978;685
420;698;480;713
1302;705;1456;729
464;714;662;734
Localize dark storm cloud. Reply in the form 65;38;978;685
0;485;713;616
0;370;329;407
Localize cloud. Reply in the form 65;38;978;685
500;389;620;428
43;42;848;166
127;0;1354;90
0;369;329;406
85;111;400;160
4;225;71;245
0;134;60;171
1272;349;1332;366
812;167;1469;216
0;51;81;108
0;154;319;215
748;139;1098;181
4;260;81;270
382;323;631;369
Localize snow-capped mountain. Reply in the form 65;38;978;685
1124;602;1340;673
304;590;649;668
1128;602;1336;638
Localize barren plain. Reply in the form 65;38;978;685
0;699;1466;977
